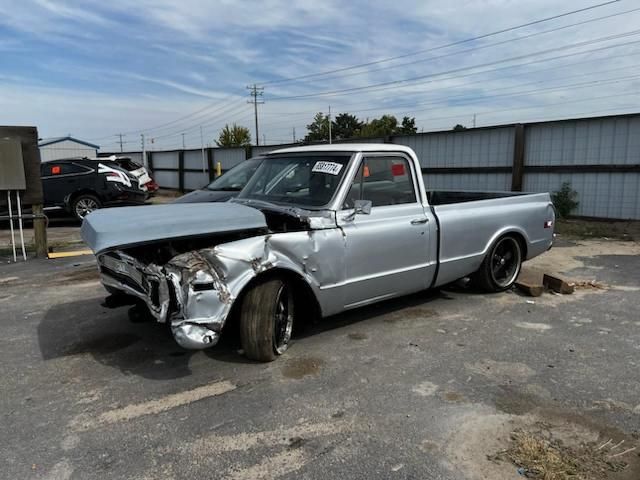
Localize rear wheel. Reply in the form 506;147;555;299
71;194;101;220
240;277;294;362
473;235;522;292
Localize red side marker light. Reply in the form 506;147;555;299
51;165;61;175
392;163;405;176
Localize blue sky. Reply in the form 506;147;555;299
1;0;639;151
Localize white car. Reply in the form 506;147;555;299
95;156;157;194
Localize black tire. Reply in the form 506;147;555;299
240;277;294;362
71;194;101;220
473;235;523;292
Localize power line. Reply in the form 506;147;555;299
257;44;640;130
149;103;253;141
412;91;639;127
86;95;247;143
257;40;640;119
266;5;640;90
268;28;640;101
261;0;621;85
259;70;640;135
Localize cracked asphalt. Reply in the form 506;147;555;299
1;237;639;479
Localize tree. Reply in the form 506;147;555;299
359;114;399;137
216;123;251;147
303;112;417;142
551;182;579;218
305;112;330;142
332;113;363;140
453;124;467;131
398;116;417;134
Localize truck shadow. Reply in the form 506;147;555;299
293;288;450;340
38;298;241;380
38;285;469;377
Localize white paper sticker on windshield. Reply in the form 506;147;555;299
312;161;343;175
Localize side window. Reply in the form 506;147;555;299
42;162;91;177
66;163;93;174
343;156;417;208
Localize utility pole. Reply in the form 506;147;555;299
181;133;186;149
247;84;264;146
117;134;124;152
328;106;332;144
293;127;296;143
473;114;477;128
141;134;146;167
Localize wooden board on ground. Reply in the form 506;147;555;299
516;267;545;297
543;273;575;294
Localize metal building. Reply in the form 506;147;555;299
38;136;99;162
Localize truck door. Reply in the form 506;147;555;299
337;154;436;308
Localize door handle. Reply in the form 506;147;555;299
410;218;429;225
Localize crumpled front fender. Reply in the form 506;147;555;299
163;229;344;349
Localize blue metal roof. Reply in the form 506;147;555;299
38;136;100;149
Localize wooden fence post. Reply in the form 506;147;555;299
32;204;48;258
207;149;215;181
147;151;154;173
511;123;525;192
178;151;185;192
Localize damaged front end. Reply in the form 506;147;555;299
97;248;236;350
87;201;342;351
82;202;272;349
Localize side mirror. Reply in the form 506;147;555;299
343;199;372;222
354;199;372;215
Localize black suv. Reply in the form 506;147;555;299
42;158;147;220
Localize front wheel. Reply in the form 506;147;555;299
473;235;523;292
240;277;294;362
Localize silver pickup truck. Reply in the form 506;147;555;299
82;144;555;361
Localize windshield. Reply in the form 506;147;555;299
238;155;352;207
207;158;262;191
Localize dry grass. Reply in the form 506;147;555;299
555;219;639;241
490;426;632;479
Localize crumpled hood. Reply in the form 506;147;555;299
81;203;267;254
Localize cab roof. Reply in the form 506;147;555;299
268;143;415;155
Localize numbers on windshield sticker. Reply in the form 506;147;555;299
312;161;343;176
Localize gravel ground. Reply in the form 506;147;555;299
0;238;639;479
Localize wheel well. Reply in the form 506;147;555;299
225;268;321;336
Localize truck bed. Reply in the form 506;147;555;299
426;190;527;205
428;191;554;287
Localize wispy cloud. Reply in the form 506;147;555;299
122;73;231;100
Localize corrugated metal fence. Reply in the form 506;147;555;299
103;113;640;220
